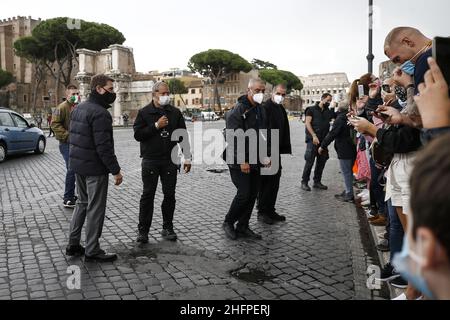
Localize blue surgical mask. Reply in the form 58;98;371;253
400;60;415;76
393;236;435;299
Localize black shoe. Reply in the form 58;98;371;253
338;194;354;203
313;182;328;190
66;245;85;257
377;241;390;252
257;213;275;225
85;250;117;263
222;222;237;240
136;233;149;244
389;275;408;289
377;263;399;282
334;191;346;199
270;212;286;222
161;228;178;241
63;199;76;209
236;227;262;240
301;183;312;192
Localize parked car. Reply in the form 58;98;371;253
0;107;47;163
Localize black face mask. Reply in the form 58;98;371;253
102;91;117;105
323;102;331;108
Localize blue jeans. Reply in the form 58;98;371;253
387;199;404;261
339;159;354;197
59;143;76;201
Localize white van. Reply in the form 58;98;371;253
201;112;219;121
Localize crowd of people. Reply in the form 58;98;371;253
48;26;450;300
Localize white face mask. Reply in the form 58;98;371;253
273;95;284;105
159;96;171;106
253;93;264;105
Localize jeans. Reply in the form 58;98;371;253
225;168;261;229
387;199;404;261
139;160;178;234
59;143;76;201
369;157;386;216
302;142;329;184
339;159;354;197
69;174;109;256
257;167;282;215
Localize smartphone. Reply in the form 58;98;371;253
358;85;365;99
433;37;450;87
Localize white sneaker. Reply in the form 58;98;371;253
392;293;407;300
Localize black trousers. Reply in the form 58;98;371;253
139;160;178;234
257;168;282;216
301;142;329;184
225;168;261;229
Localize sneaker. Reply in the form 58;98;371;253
236;226;262;240
337;194;354;203
222;222;237;240
377;263;399;282
136;233;149;244
334;191;346;199
370;216;388;227
313;182;328;190
270;212;286;222
161;228;178;241
257;214;275;225
392;293;407;300
66;245;85;257
63;199;76;209
389;275;408;289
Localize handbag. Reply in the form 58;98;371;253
371;140;394;169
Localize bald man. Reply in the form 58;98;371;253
384;27;432;94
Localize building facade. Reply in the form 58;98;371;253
299;73;350;106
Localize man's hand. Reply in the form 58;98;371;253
318;147;325;155
376;106;403;125
184;160;192;174
414;57;450;129
312;135;320;146
393;67;414;88
114;172;123;186
157;116;169;129
240;163;251;174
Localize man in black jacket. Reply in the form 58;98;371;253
301;93;335;191
319;105;356;202
257;84;292;224
66;74;123;263
223;79;269;241
134;82;192;244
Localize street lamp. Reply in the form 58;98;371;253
367;0;375;74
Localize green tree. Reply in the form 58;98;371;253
0;69;14;89
259;69;303;93
251;58;278;70
14;17;125;104
167;79;188;106
188;49;252;112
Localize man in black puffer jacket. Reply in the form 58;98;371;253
66;74;123;263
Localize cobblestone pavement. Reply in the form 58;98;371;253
0;120;385;300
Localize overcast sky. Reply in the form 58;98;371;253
3;0;449;81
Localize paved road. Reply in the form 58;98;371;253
0;120;384;300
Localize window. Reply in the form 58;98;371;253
191;89;195;94
14;64;16;70
0;113;15;127
23;95;27;103
195;98;199;105
227;87;230;94
177;100;180;107
192;99;195;105
11;114;28;128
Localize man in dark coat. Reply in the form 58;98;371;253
257;84;292;224
66;74;123;263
